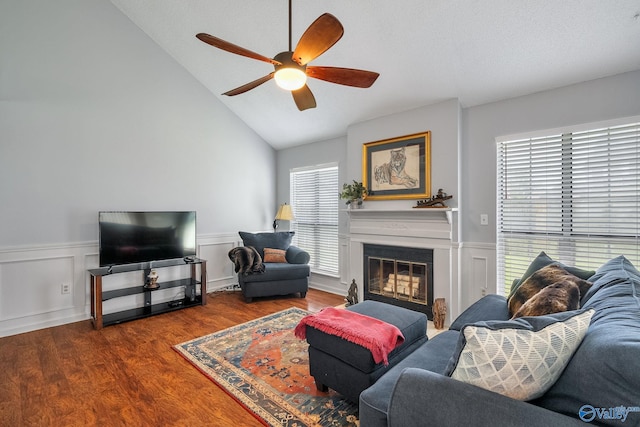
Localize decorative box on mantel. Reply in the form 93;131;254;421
346;208;460;325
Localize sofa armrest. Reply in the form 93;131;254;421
286;245;310;264
388;368;585;427
449;294;509;331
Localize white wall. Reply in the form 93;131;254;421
0;0;275;336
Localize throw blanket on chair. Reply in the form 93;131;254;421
294;307;404;365
228;246;265;275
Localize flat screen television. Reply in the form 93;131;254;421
99;211;196;267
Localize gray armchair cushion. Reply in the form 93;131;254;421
286;245;310;264
238;262;310;283
239;231;294;258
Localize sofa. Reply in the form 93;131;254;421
236;231;310;302
359;254;640;427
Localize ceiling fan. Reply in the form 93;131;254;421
196;0;379;111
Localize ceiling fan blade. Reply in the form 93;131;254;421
196;33;281;66
223;73;274;96
292;13;344;66
291;85;317;111
306;66;379;88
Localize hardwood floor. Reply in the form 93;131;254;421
0;289;344;427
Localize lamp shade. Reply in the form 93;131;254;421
275;203;295;221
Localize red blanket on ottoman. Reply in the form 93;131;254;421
295;307;405;365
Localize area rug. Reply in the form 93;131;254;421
173;308;359;427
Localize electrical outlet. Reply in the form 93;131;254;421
481;287;486;296
61;283;71;294
480;214;489;226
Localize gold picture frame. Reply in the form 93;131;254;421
363;131;431;200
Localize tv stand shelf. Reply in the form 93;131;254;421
89;258;207;329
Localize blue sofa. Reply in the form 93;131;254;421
359;255;640;427
237;231;310;302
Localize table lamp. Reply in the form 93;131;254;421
273;203;295;231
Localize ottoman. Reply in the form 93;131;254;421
304;300;428;402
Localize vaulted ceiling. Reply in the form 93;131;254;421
110;0;640;149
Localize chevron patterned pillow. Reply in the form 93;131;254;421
445;309;594;401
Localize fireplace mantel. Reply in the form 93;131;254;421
346;207;460;325
344;207;457;224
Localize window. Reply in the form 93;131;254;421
497;117;640;295
290;164;339;276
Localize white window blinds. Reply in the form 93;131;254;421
497;118;640;295
290;164;339;276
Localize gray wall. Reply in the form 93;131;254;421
0;0;276;249
276;70;640;306
461;70;640;244
276;136;347;217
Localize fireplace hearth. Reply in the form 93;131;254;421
363;243;434;319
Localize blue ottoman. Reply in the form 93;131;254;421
304;300;428;402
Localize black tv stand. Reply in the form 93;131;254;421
89;258;207;329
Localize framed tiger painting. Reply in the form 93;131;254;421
362;131;431;200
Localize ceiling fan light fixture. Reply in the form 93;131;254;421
274;67;307;90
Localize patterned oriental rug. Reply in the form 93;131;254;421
173;308;359;427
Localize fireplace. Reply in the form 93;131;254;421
363;244;434;319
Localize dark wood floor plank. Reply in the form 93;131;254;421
0;289;343;426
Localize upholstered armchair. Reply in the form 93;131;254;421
237;231;310;302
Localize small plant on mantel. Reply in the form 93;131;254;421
340;180;368;208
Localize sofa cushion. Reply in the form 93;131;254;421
508;264;591;317
445;309;594;401
359;330;460;426
533;256;640;426
449;294;510;331
509;251;595;299
239;231;294;258
263;248;287;263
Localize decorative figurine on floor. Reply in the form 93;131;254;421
415;189;453;208
345;279;359;306
432;298;446;329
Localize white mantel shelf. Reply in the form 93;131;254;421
343;207;458;225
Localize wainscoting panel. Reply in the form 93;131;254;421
197;234;239;290
0;256;75;320
0;243;94;337
0;233;242;338
459;242;497;311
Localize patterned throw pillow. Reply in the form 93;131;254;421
263;248;288;263
508;251;595;299
445;309;594;401
508;264;592;317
